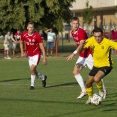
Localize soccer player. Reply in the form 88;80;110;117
66;17;106;99
76;27;117;104
20;22;47;90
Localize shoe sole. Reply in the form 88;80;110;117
30;86;34;90
77;94;87;99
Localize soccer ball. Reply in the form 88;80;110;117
91;94;102;105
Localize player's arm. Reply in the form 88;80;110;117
109;39;117;50
11;37;16;43
20;39;24;57
39;43;47;65
45;29;50;33
14;35;18;42
66;40;85;61
76;40;86;53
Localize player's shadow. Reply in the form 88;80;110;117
104;108;117;112
46;82;78;88
0;78;30;82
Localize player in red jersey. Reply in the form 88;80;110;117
20;22;47;90
66;17;107;99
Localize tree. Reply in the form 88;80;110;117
0;0;75;33
81;0;93;30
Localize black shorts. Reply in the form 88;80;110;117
89;66;113;76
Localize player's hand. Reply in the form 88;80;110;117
21;52;24;57
21;52;26;57
42;58;47;65
66;53;74;61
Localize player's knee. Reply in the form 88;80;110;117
72;71;78;76
30;68;34;72
94;77;100;83
30;66;36;72
72;68;80;75
86;81;92;88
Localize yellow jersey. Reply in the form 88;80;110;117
85;36;117;68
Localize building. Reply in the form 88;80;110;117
70;0;117;32
60;0;117;39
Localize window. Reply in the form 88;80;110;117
64;24;71;31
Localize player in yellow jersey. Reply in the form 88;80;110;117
75;27;117;104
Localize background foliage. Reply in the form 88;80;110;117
81;1;93;26
0;0;75;33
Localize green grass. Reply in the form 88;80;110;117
0;56;117;117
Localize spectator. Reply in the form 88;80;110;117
45;28;56;57
4;31;16;59
111;26;117;54
111;26;117;40
12;30;21;57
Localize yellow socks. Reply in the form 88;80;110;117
86;86;93;98
96;80;103;92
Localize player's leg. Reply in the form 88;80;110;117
85;66;100;104
4;44;9;59
29;54;47;87
101;79;107;99
94;66;112;98
28;55;37;89
36;72;47;87
46;42;49;57
30;64;37;90
4;48;7;59
12;43;16;58
5;44;11;59
50;42;54;56
86;54;107;98
85;75;94;104
73;57;87;99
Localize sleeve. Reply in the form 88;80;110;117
84;38;93;49
108;39;117;50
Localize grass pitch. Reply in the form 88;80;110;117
0;56;117;117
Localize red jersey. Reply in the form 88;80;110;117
111;30;117;40
21;31;42;56
14;32;21;40
71;28;91;58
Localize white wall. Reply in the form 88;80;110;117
70;0;117;11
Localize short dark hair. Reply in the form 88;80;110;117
27;22;34;26
92;27;103;34
71;17;79;21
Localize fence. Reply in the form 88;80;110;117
0;40;59;58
